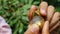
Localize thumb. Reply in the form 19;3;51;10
42;21;49;34
24;24;39;34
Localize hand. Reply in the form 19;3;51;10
24;1;60;34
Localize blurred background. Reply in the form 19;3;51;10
0;0;60;34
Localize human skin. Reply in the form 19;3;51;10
0;16;12;34
24;1;60;34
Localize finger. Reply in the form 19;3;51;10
39;1;48;16
42;21;49;34
50;21;60;32
47;5;55;21
50;12;60;28
24;24;39;34
28;5;36;21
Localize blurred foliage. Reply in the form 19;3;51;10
0;0;60;34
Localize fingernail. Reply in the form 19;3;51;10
40;2;48;16
40;9;46;16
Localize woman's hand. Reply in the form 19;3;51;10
24;1;60;34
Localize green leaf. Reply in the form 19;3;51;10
9;18;19;26
33;1;40;5
23;4;31;10
10;0;19;5
0;5;2;10
0;9;5;15
58;0;60;2
29;0;33;4
22;16;29;21
55;7;60;12
16;8;23;16
24;0;28;4
22;4;31;15
13;23;19;34
19;22;23;34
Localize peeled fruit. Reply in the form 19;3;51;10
31;16;44;29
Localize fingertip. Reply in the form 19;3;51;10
30;24;39;33
40;1;48;16
44;21;49;26
45;21;49;23
42;21;49;34
40;1;48;6
48;5;55;8
47;5;55;21
48;5;55;11
24;24;39;34
47;5;55;14
28;5;36;21
30;5;37;10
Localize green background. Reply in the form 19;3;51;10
0;0;60;34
